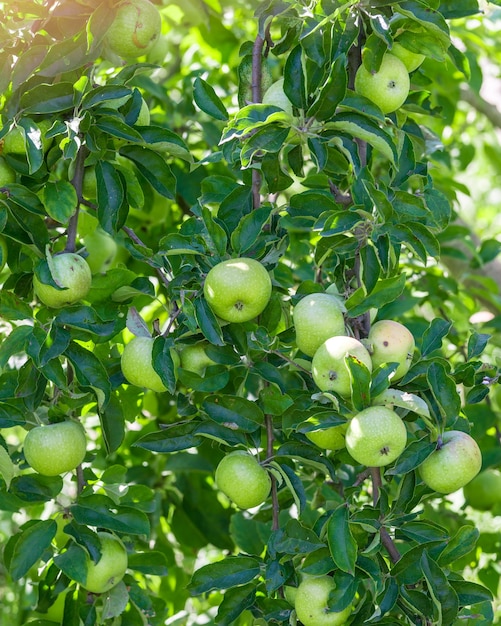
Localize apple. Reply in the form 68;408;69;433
121;336;169;393
345;406;407;467
463;468;501;511
215;450;271;509
306;422;347;451
0;156;16;186
367;319;415;381
104;0;161;60
419;430;482;494
179;341;217;376
262;78;293;117
24;421;87;476
2;118;53;155
294;575;353;626
391;41;425;72
82;531;128;594
354;53;410;114
203;257;272;323
311;335;372;397
33;252;92;308
293;292;346;357
83;228;118;274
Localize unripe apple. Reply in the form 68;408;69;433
33;253;92;308
419;430;482;494
354;53;410;114
121;336;168;393
24;421;87;476
104;0;162;60
179;341;217;376
463;468;501;511
293;293;346;357
203;257;272;323
311;335;372;397
367;319;415;381
345;406;407;467
294;575;353;626
3;118;53;155
391;41;425;72
306;423;347;451
0;156;16;186
215;451;271;509
83;228;118;274
82;531;128;594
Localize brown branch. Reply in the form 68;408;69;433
250;32;266;210
460;84;501;129
371;467;401;563
266;413;280;531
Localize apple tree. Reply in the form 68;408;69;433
0;0;501;624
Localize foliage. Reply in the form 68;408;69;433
0;0;501;625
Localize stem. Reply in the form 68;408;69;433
270;349;312;375
123;225;171;290
265;414;279;531
251;32;265;209
66;146;88;253
371;467;401;563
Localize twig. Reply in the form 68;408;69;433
265;413;279;531
270;349;312;374
66;146;88;253
371;467;401;563
251;32;266;210
123;225;171;290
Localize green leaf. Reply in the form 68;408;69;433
53;542;88;585
0;325;32;372
5;519;56;580
21;82;74;114
98;393;125;454
96;161;127;234
421;551;459;626
134;422;204;453
327;570;358;613
0;445;18;489
449;580;493;606
152;336;177;394
325;113;398;165
284;45;306;110
216;583;256;625
119;145;177;199
231;206;271;255
438;526;479;566
71;494;150;535
426;362;461;427
127;551;169;575
193;77;228;121
194;297;225;346
386;438;437;476
346;274;406;317
307;55;347;121
467;332;490;360
81;85;131;109
202;396;264;433
17;118;44;174
188;556;261;595
42;181;77;224
421;319;452;357
272;519;325;555
64;341;111;409
327;506;357;576
372;389;431;419
347;355;372;411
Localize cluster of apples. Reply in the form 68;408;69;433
354;41;425;114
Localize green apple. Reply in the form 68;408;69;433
311;335;372;397
294;575;353;626
345;406;407;467
306;422;347;451
293;292;346;357
24;421;87;476
83;228;118;274
463;468;501;511
215;451;271;509
0;156;16;186
391;41;425;72
82;166;97;200
82;531;128;594
179;341;217;376
3;118;53;155
105;0;161;60
203;257;272;323
262;79;293;117
354;53;410;114
121;336;168;393
419;430;482;494
33;252;92;308
367;319;415;381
